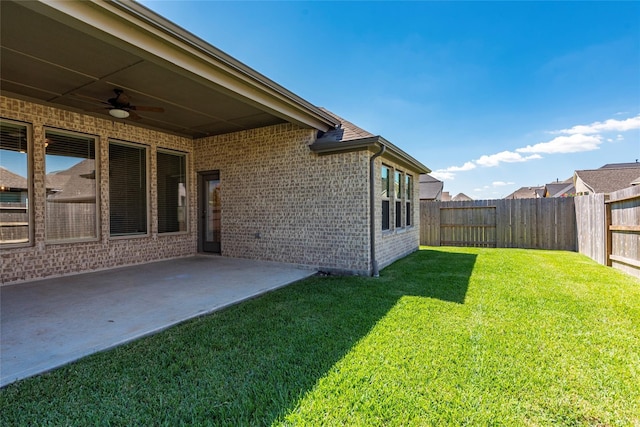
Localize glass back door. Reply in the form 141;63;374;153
200;171;220;253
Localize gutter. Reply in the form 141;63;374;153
311;136;429;277
310;136;430;174
369;144;386;277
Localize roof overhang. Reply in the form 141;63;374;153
310;136;431;174
1;0;338;138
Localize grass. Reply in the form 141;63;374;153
1;247;639;426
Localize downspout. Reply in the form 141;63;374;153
369;144;386;277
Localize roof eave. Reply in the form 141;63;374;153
23;0;338;132
309;136;431;174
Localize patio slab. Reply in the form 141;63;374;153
0;256;315;387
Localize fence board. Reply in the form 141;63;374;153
575;193;606;264
607;185;640;278
421;187;639;279
420;198;576;250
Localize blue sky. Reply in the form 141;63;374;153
140;0;639;198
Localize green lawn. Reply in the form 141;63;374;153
1;248;639;426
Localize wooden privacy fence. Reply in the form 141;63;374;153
420;198;577;250
575;185;640;278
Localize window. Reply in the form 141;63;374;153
45;130;97;241
157;150;187;233
109;141;147;236
381;166;390;231
0;120;30;245
395;170;403;228
406;174;413;227
381;166;413;232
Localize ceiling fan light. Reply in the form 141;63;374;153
109;108;129;119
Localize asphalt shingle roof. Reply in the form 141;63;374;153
0;166;27;190
419;174;443;200
575;165;640;194
317;108;374;141
504;186;543;199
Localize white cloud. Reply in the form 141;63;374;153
442;161;476;172
428;113;636;184
517;134;602;154
430;171;455;181
555;114;640;135
431;161;476;181
475;151;542;167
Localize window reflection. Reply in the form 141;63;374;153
45;131;97;241
0;121;30;245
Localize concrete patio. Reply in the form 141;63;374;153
0;256;315;387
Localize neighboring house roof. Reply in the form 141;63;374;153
0;166;27;190
504;186;543;199
310;109;430;174
632;176;640;186
452;192;472;201
1;1;338;138
419;174;443;200
46;160;96;203
544;180;575;198
574;165;640;194
600;162;640;169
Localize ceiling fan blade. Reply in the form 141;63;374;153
128;111;142;120
130;105;164;113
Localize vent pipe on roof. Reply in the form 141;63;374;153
369;143;386;277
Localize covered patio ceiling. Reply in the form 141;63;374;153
0;0;337;139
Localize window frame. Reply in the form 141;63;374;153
108;139;149;239
156;148;188;235
406;174;413;227
394;170;404;229
381;165;391;231
0;119;33;248
44;128;99;243
381;165;415;233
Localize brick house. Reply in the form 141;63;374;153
0;1;429;284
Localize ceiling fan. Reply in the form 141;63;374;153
104;89;164;119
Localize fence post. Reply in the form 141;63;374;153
604;195;612;267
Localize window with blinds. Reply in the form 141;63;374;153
45;130;97;241
0;120;30;245
109;141;147;236
157;150;186;233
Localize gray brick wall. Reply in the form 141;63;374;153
1;96;197;284
1;96;421;283
195;124;373;274
375;158;421;270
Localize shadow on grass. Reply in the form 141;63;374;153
0;248;476;426
384;248;475;304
